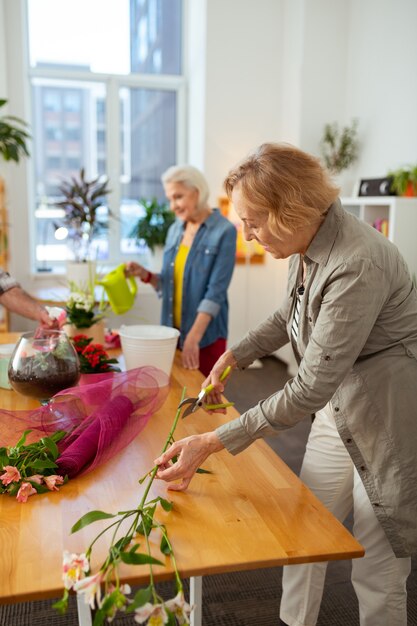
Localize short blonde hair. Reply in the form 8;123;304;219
224;143;340;235
161;164;210;210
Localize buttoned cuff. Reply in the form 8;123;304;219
215;418;254;455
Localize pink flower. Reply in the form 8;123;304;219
165;591;193;624
0;465;21;486
74;571;103;610
16;481;37;503
134;602;169;625
44;475;64;491
27;474;43;485
62;551;89;590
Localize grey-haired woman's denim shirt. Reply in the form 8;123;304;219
157;209;237;348
216;199;417;557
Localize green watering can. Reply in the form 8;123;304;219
97;264;138;315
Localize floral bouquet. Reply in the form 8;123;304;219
0;429;67;502
71;334;120;374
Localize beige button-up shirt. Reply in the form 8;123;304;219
216;199;417;557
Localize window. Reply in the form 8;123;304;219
27;0;185;272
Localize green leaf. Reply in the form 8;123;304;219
71;510;116;533
30;482;49;494
136;505;156;536
125;586;153;613
160;534;172;556
29;458;58;470
41;437;59;459
15;429;32;449
196;467;212;474
92;608;106;626
120;551;163;566
158;497;173;512
52;589;69;615
114;536;133;552
129;543;140;553
166;610;177;626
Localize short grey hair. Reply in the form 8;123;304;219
161;164;210;209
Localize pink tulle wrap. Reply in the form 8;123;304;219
0;367;169;478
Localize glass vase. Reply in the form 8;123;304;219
8;329;80;403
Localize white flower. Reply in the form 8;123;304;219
165;591;193;624
62;551;90;590
74;571;103;610
134;602;169;625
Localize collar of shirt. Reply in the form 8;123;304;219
304;199;344;267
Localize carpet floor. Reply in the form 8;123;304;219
1;356;416;625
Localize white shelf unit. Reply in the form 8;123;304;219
341;196;417;280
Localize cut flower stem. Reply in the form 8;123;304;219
54;386;193;625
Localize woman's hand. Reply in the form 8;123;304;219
124;261;146;279
154;431;224;491
202;350;237;409
181;333;200;370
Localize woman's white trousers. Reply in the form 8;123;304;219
279;404;411;626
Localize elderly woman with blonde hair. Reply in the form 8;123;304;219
154;143;417;626
126;164;237;376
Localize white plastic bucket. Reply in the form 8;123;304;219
119;325;180;376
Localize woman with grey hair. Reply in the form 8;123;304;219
126;164;237;376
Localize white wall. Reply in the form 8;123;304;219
346;0;417;177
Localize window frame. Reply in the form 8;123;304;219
21;0;187;275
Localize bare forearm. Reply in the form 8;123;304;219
0;286;46;322
187;311;212;343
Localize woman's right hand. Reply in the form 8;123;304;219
202;350;237;409
124;261;145;279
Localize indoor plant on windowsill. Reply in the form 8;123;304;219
129;197;175;271
54;168;112;284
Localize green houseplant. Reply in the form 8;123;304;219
129;197;175;253
320;118;359;174
54;168;112;262
0;99;30;163
387;165;417;197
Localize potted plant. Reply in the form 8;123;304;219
54;168;112;264
63;281;108;344
129;197;175;253
0;99;30;163
387;165;417;197
320;118;359;174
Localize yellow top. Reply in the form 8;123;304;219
173;243;190;329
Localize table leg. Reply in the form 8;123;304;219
77;593;92;626
190;575;202;626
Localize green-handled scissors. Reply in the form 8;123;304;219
179;365;233;418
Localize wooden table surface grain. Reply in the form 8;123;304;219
0;332;364;604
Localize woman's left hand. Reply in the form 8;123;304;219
154;431;224;491
181;334;200;369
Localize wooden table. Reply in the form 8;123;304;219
0;332;364;625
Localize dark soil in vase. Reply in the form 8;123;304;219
8;352;80;400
